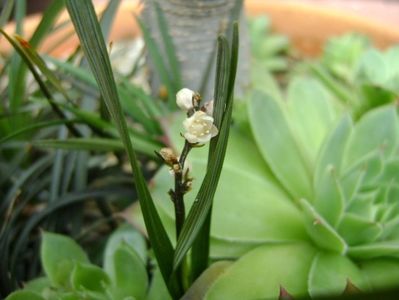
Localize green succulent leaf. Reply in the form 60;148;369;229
182;261;233;300
40;232;89;287
348;241;399;259
361;259;399;290
150;128;307;245
5;291;45;300
23;277;51;294
71;262;110;292
107;245;148;300
147;268;172;300
337;213;383;246
104;224;147;267
300;199;347;254
308;252;365;297
343;105;398;170
204;242;316;300
314;115;352;226
287;77;337;165
249;91;312;200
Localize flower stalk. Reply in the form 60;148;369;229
170;141;192;238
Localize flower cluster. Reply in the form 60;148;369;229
176;88;218;145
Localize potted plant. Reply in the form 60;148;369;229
1;0;399;299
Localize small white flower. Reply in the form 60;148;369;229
183;111;218;144
176;88;195;111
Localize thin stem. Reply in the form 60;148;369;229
173;141;191;239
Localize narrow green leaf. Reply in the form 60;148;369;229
0;29;82;137
11;188;134;273
136;15;176;107
0;119;79;144
190;36;230;281
99;0;121;40
29;0;66;49
13;34;73;104
173;25;239;272
65;0;176;296
32;138;124;152
8;0;26;113
154;0;182;89
0;0;15;28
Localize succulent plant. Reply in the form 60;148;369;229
140;73;399;298
5;226;171;300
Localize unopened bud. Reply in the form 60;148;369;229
158;148;178;166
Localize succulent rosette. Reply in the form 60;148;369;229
136;76;399;299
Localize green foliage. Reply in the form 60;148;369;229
41;232;89;287
144;30;399;298
6;227;168;300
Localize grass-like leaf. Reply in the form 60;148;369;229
0;0;15;28
190;33;230;282
173;23;239;272
32;138;125;152
29;0;66;49
153;1;182;89
135;15;176;107
0;119;79;144
65;0;178;297
0;29;82;137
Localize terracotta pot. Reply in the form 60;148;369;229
1;0;399;57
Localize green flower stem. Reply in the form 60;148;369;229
173;141;192;239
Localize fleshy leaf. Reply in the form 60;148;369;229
300;199;347;254
287;77;336;165
182;262;233;300
337;213;382;246
204;242;316;299
40;232;89;287
360;259;399;290
308;252;365;298
249;91;312;200
5;291;45;300
348;241;399;259
103;224;147;268
147;268;172;300
314;115;352;225
107;244;148;300
71;262;110;292
24;277;51;294
343;105;398;169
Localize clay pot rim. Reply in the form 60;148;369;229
1;0;399;57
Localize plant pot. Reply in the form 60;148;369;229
1;0;399;58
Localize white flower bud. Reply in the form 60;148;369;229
158;147;178;166
183;111;218;144
176;88;195;111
